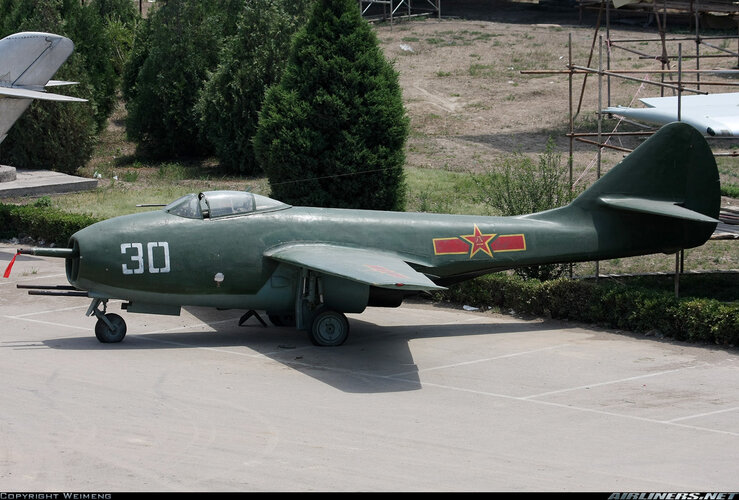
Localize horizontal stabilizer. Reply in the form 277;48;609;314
599;196;720;223
265;243;445;291
0;86;86;102
45;80;79;87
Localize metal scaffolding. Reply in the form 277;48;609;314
524;0;739;294
358;0;441;24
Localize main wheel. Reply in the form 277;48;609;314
95;313;127;343
309;308;349;347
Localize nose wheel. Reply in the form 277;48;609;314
87;298;127;343
95;313;127;343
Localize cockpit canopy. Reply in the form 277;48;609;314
165;191;290;219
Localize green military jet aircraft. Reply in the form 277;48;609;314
4;122;721;346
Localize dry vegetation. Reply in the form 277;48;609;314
376;1;738;187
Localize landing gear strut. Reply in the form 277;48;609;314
87;298;127;343
295;271;350;347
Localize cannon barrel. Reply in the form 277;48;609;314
18;247;77;258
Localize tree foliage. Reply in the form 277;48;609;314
123;0;225;159
473;139;582;281
91;0;139;79
254;0;409;210
0;0;129;173
196;0;311;174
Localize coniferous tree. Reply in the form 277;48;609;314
91;0;140;80
124;0;224;158
196;0;310;174
253;0;408;210
121;14;151;104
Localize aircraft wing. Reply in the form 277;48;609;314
265;244;445;291
0;86;87;102
603;92;739;136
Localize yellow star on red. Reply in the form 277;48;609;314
461;225;496;258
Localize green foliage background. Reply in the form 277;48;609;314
254;0;409;210
123;0;224;158
195;0;311;174
473;138;582;281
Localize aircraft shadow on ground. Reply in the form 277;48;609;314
30;306;560;394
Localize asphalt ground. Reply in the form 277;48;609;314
1;244;738;492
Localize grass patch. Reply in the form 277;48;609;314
468;63;497;78
11;160;271;220
405;167;492;215
721;182;739;198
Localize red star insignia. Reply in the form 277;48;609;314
461;225;496;258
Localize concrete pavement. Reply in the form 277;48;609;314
1;245;737;492
0;168;97;198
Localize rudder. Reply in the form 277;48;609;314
568;122;721;254
573;122;720;222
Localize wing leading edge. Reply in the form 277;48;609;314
0;86;86;101
265;244;445;291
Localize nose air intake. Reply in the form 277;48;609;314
66;237;80;283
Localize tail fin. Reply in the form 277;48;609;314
0;32;85;145
0;32;74;88
571;122;720;253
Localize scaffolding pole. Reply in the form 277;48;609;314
531;1;738;291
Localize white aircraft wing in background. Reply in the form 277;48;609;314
603;92;739;137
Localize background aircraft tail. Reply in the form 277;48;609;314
0;32;84;145
568;121;721;253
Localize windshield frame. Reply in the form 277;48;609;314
164;191;290;219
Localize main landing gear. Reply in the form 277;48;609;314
309;307;349;347
87;298;127;343
247;306;349;347
296;270;350;347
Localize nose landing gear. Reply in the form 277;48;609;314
87;298;127;343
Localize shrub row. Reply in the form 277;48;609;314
0;203;100;247
435;273;739;346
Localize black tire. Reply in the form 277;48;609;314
95;313;127;343
309;308;349;347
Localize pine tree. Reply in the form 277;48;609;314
254;0;408;210
196;0;310;174
124;0;224;158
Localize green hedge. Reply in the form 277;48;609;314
0;203;100;246
435;273;739;346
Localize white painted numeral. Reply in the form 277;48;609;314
121;242;170;275
147;241;170;274
121;243;144;275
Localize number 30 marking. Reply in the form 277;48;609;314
121;242;170;275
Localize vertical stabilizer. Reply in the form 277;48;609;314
0;32;74;88
0;32;78;145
